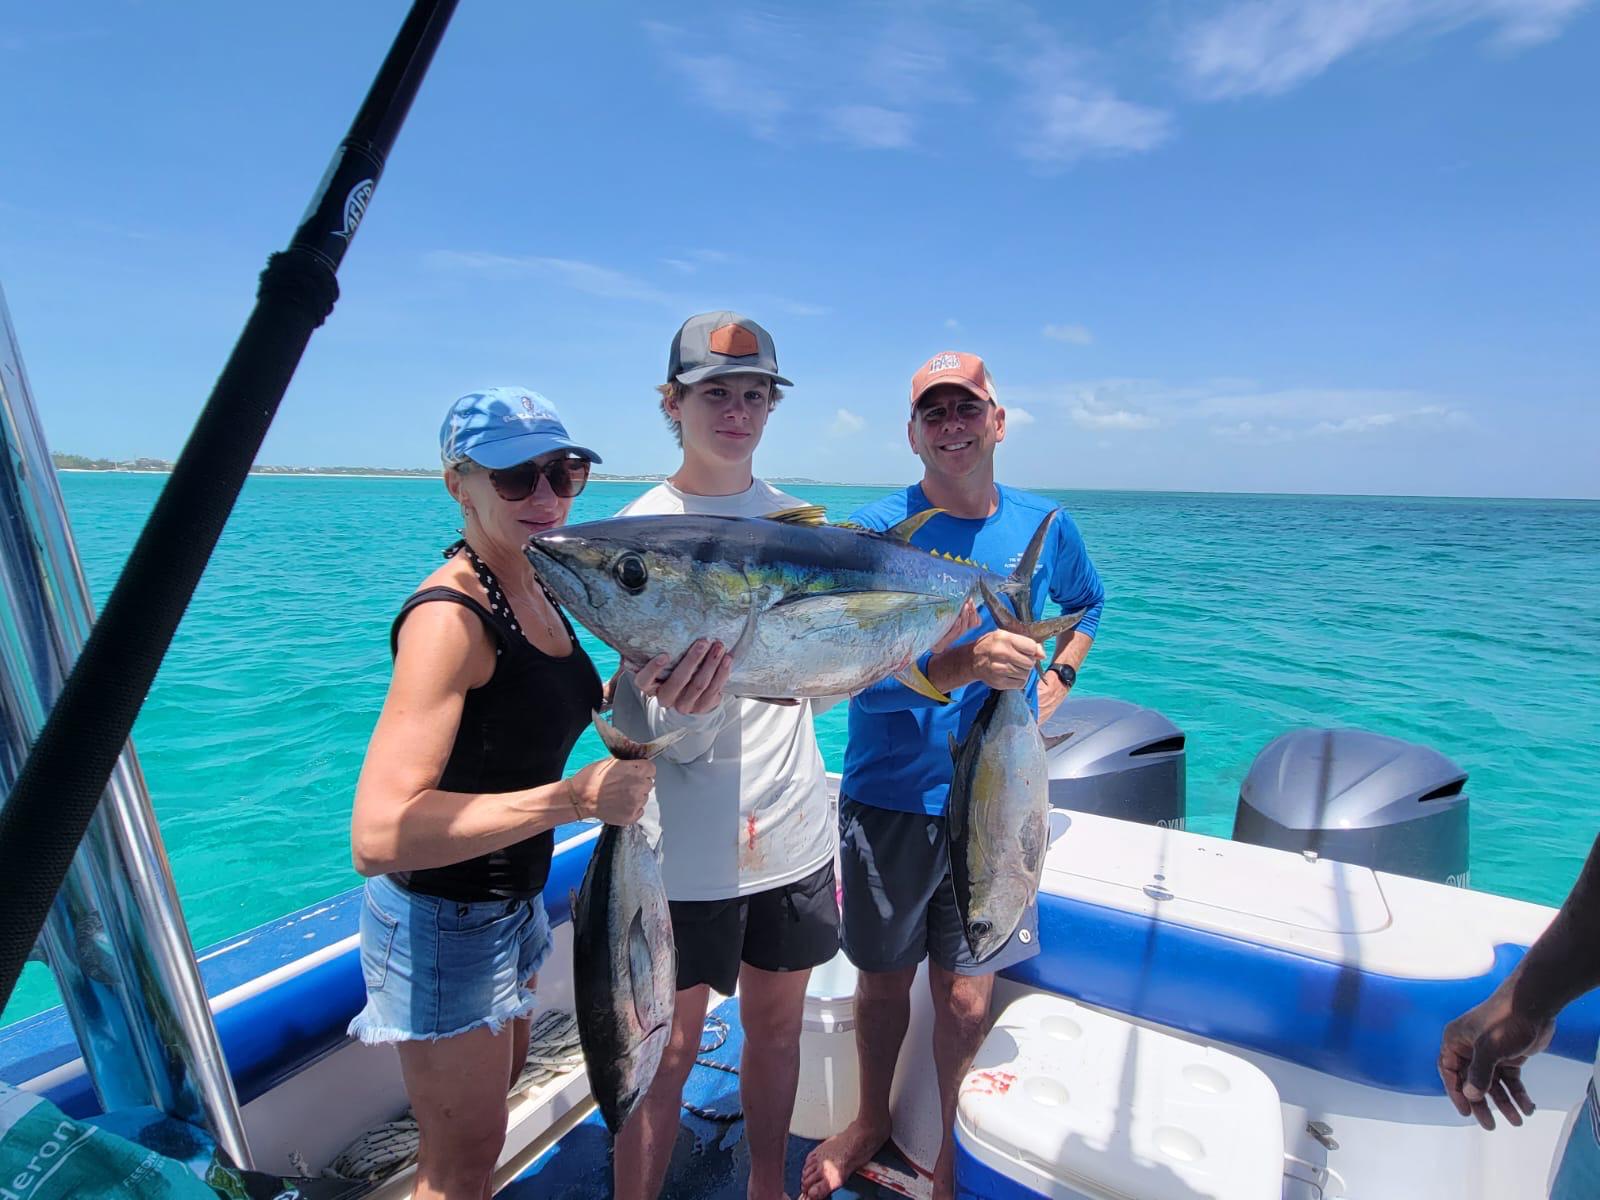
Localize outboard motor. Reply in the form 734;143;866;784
1233;728;1470;886
1042;697;1186;828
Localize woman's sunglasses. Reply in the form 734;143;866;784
462;456;592;501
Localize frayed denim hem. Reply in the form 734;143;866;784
346;986;540;1046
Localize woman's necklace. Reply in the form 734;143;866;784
447;540;565;647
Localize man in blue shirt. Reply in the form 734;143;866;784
802;351;1105;1200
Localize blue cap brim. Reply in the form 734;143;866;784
466;433;603;469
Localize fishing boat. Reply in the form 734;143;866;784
2;3;1597;1197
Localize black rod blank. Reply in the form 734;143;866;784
0;0;459;1010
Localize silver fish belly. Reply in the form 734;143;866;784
947;688;1050;963
572;820;676;1134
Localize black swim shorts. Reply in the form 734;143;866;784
668;859;841;996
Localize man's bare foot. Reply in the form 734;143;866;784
800;1119;890;1200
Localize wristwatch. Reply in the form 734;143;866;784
1045;662;1077;689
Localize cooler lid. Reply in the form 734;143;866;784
956;994;1284;1200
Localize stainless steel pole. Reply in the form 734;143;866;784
0;282;252;1167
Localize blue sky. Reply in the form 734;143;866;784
2;1;1595;497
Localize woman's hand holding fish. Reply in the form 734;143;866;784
568;757;656;826
629;638;733;715
969;630;1047;690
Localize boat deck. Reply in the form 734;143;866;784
503;998;910;1200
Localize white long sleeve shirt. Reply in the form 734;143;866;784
610;480;834;901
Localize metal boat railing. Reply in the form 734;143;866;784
0;282;254;1165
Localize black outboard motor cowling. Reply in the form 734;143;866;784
1043;697;1186;828
1232;728;1470;886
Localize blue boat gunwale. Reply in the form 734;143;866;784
7;816;1599;1117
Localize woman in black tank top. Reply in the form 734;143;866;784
346;389;657;1200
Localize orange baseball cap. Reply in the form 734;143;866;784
908;351;996;411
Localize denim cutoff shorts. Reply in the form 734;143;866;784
347;872;553;1044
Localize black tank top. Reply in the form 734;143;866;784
386;574;602;902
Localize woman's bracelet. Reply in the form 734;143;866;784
565;778;585;821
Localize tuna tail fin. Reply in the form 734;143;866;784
993;510;1059;612
893;659;949;705
589;711;688;761
979;580;1086;646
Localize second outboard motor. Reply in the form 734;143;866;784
1233;728;1469;886
1043;697;1186;828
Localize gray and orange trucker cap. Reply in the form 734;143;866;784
668;311;793;387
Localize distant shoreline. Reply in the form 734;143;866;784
48;467;1597;503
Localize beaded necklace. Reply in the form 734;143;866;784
444;539;564;650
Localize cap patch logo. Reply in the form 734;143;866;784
709;323;759;357
927;352;963;373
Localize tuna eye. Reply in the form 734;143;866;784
613;553;648;593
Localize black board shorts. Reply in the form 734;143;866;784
669;860;840;996
837;795;1039;976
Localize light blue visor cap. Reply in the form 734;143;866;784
439;387;602;469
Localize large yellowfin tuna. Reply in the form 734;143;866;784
947;518;1083;962
572;716;684;1134
525;507;1053;702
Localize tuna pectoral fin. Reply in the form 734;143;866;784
589;711;688;761
980;580;1086;646
768;589;948;634
627;908;660;1032
761;504;830;526
894;660;949;705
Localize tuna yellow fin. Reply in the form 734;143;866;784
761;504;829;526
767;589;948;634
885;508;944;542
894;660;949;705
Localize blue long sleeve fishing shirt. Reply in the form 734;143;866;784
841;483;1105;816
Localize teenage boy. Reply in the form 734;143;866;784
802;351;1105;1200
611;312;839;1200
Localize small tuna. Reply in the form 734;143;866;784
526;506;1056;702
571;715;684;1134
947;520;1082;963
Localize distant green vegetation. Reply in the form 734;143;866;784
51;453;436;477
51;453;826;485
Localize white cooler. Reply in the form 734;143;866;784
954;994;1284;1200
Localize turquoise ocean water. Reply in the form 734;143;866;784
4;473;1598;1025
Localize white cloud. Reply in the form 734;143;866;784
945;317;962;330
1006;406;1037;425
1043;323;1094;345
1311;404;1472;434
1068;401;1160;431
768;298;832;318
827;104;915;150
425;251;677;305
1177;0;1591;100
661;248;732;274
1019;88;1173;165
831;408;867;436
647;8;1168;167
1058;379;1473;440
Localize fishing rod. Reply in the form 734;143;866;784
0;0;459;1009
